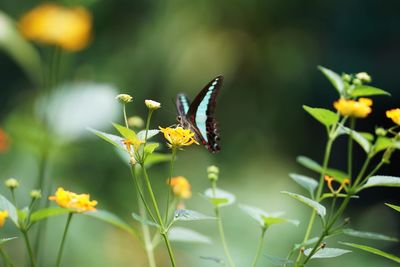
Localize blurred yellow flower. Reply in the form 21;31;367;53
333;98;372;118
49;187;97;213
159;127;199;149
0;210;8;227
168;176;192;199
19;3;92;51
0;128;10;153
123;138;144;153
386;109;400;126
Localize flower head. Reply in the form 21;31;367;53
128;116;144;128
168;176;192;199
5;178;19;189
386;109;400;126
19;3;92;51
30;190;42;199
49;187;97;213
0;210;8;227
0;129;10;153
207;165;220;181
116;94;133;103
355;72;372;83
145;100;161;110
159;127;199;149
333;98;373;118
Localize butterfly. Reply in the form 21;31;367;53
176;75;223;153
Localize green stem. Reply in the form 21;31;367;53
144;110;153;144
251;228;267;267
22;230;36;267
347;118;355;179
139;199;157;267
0;247;14;267
130;166;156;222
55;213;73;267
161;233;177;267
123;104;129;128
353;155;372;187
165;148;177;225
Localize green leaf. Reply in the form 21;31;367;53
239;204;298;228
303;106;339;127
339;126;371;153
340;242;400;263
131;212;159;228
362;176;400;189
169;227;212;244
264;254;294;266
89;128;125;151
30;207;72;224
281;191;326;218
321;193;359;200
173;209;215;222
112;123;137;141
318;66;345;95
144;143;159;154
203;188;236;207
343;228;398;242
304;247;351;259
137;130;159;141
360;132;374;142
199;256;225;265
289;173;318;198
294;237;319;250
85;210;139;238
350;86;391;97
373;137;393;154
0;195;18;226
385;203;400;213
0;237;17;246
297;156;348;182
144;153;172;167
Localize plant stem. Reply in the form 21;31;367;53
0;247;14;267
347;118;355;179
55;213;73;267
22;230;36;267
139;199;157;267
123;104;129;128
165;148;177;224
144;110;154;145
161;233;177;267
130;166;156;222
251;228;267;267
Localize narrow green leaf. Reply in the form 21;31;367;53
343;228;398;242
374;137;393;154
203;188;236;207
350;86;391;97
294;237;319;250
339;126;371;153
318;66;345;95
303;106;339;127
173;209;214;222
144;143;159;154
321;193;359;200
137;130;159;141
239;204;298;228
169;227;212;244
289;173;318;198
30;207;72;224
297;156;348;182
0;237;17;246
360;132;374;142
131;212;159;228
385;203;400;213
89;128;125;151
112;123;137;141
264;254;294;266
340;242;400;263
362;176;400;189
282;191;326;217
0;195;18;226
304;247;351;259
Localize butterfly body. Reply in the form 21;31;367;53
176;75;223;153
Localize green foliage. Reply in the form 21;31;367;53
131;212;159;228
173;209;214;222
349;86;390;97
373;137;394;155
203;188;236;207
297;156;348;182
89;128;125;151
0;237;18;246
339;126;371;153
342;228;398;242
289;173;318;198
281;191;326;218
340;242;400;263
264;254;294;266
303;106;339;127
362;175;400;189
112;123;138;141
144;153;172;167
137;130;159;141
318;66;345;95
304;247;351;259
30;207;72;224
0;195;18;227
169;227;212;244
385;203;400;213
144;143;159;154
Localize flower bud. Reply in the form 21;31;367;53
30;190;42;199
207;165;219;181
375;127;387;137
145;99;161;110
5;178;19;189
128;116;144;128
116;94;133;103
352;78;362;86
129;156;137;166
342;73;352;82
356;72;371;83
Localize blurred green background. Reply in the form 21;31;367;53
0;0;399;266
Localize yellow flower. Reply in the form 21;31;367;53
333;98;373;118
0;210;8;227
0;128;10;153
19;3;92;51
49;187;97;213
168;176;192;199
123;138;144;153
159;127;199;149
386;109;400;126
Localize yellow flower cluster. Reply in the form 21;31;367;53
386;109;400;126
19;3;92;51
0;210;8;227
49;187;97;213
168;176;192;199
159;127;199;149
333;98;372;118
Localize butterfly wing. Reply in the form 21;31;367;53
187;75;223;153
176;93;191;117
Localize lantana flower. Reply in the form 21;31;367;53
386;109;400;126
19;3;92;51
333;98;372;118
159;127;199;149
49;187;97;213
0;210;9;227
167;176;192;199
0;129;10;153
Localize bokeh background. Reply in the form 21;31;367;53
0;0;399;266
